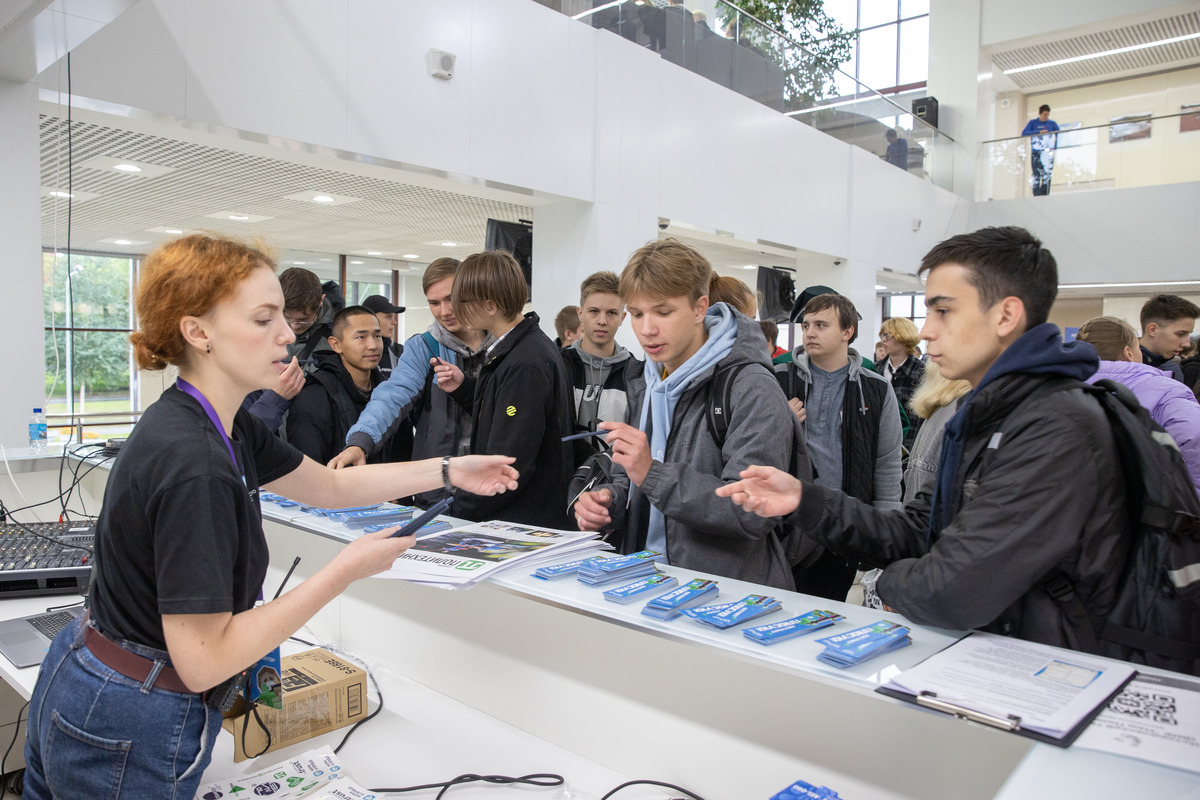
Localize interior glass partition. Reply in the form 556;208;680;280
541;0;953;190
978;112;1200;201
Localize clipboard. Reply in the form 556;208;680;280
875;673;1136;747
874;632;1139;748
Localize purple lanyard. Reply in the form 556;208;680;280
176;377;243;481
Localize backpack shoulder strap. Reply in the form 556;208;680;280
706;362;753;448
421;331;440;358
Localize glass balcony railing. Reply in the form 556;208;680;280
537;0;954;191
978;111;1200;201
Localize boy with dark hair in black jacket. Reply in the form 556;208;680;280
720;226;1132;655
433;251;573;529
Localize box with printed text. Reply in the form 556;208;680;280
221;648;366;762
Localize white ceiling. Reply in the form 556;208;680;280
989;7;1200;92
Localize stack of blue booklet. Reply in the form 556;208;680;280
363;519;452;536
602;572;678;604
326;506;417;528
640;578;718;620
770;779;841;799
814;620;911;668
576;550;664;586
531;555;608;580
680;594;782;629
742;610;845;645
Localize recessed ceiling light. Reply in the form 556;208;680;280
311;195;335;203
113;239;132;245
742;265;757;270
164;228;183;234
402;254;420;260
875;284;887;290
113;163;143;173
293;261;306;265
350;260;364;265
228;214;250;221
48;190;73;198
441;242;456;247
367;251;382;256
318;258;332;262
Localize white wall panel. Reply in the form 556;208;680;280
0;80;48;446
183;0;350;148
466;0;583;195
968;181;1200;284
36;0;187;119
346;0;474;176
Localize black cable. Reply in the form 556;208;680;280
2;454;110;525
1;701;28;776
332;664;382;755
0;501;95;554
239;682;273;760
370;772;564;798
600;780;708;800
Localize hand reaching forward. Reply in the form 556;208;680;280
432;357;463;393
449;455;519;495
333;527;418;584
714;465;802;518
328;446;367;469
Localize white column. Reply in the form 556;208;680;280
530;199;658;349
0;79;47;446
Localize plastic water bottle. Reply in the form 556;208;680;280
28;408;47;453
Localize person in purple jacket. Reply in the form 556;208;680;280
1077;315;1200;496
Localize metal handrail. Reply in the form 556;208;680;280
714;0;948;139
980;111;1197;146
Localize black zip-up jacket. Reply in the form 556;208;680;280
450;313;573;528
287;359;412;465
792;368;1129;653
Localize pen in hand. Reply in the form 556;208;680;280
561;430;610;442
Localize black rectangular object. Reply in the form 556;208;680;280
911;96;938;129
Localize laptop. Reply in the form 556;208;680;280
0;606;86;668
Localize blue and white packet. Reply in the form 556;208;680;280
685;594;782;629
577;550;664;586
603;573;678;604
815;620;911;668
533;555;608;580
769;778;841;799
328;506;418;528
363;518;453;536
641;578;718;620
743;610;845;645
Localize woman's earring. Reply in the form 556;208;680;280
206;344;211;354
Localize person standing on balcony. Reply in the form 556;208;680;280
1021;104;1060;196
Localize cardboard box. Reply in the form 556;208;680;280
222;648;366;762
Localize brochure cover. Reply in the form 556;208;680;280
374;520;609;589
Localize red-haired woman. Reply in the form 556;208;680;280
23;235;518;798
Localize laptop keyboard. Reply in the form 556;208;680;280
28;610;77;639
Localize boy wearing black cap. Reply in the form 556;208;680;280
361;294;406;378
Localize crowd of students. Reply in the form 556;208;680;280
22;226;1200;796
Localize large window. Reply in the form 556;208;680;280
43;250;138;442
824;0;929;95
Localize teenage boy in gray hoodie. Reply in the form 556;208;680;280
571;239;809;589
562;271;640;465
775;293;903;601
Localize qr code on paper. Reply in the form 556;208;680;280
1109;690;1177;725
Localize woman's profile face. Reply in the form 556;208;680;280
205;266;295;392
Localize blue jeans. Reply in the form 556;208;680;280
23;617;221;800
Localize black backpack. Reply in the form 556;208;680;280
1038;378;1200;676
706;362;819;568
